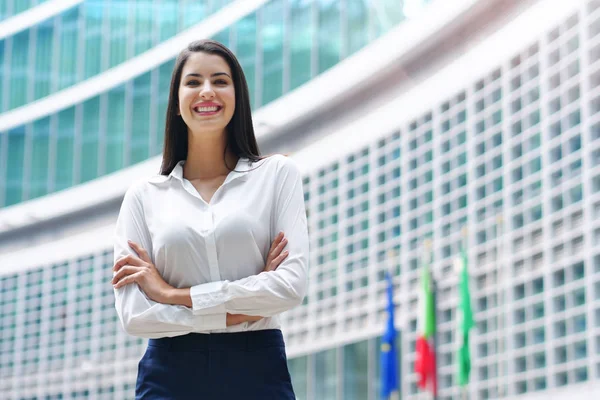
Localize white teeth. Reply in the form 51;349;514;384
194;106;219;112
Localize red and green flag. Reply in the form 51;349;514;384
414;259;437;395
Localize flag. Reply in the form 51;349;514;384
456;247;474;386
414;259;437;395
381;272;399;400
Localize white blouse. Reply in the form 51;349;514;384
113;154;309;338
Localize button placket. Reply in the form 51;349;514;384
204;209;221;282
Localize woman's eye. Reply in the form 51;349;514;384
215;79;228;85
187;80;199;85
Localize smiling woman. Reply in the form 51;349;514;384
177;53;236;132
112;39;309;400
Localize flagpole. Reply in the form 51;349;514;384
425;239;439;400
432;275;439;400
460;227;469;400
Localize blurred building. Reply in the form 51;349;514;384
0;0;599;399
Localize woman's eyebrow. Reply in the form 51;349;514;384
184;72;231;78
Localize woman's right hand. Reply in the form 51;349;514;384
263;231;288;272
227;233;289;326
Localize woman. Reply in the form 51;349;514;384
111;39;309;399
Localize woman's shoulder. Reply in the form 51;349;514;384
125;174;168;197
256;153;300;173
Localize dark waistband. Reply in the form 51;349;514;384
148;329;284;351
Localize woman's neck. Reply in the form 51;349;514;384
183;129;237;180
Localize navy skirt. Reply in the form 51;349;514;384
135;329;296;400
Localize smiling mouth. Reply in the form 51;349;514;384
193;105;222;114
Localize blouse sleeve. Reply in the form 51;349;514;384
188;156;309;317
113;183;227;338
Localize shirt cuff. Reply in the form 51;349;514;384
192;312;227;331
190;281;228;314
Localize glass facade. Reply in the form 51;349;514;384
0;0;235;111
0;0;417;208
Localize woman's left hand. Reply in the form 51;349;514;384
112;240;173;303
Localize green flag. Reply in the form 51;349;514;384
421;262;436;338
456;247;474;386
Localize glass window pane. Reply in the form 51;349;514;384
158;2;177;42
5;127;26;206
346;0;369;55
182;1;208;30
260;0;283;105
0;1;8;20
131;73;151;164
30;118;51;199
343;340;369;400
81;97;101;182
0;40;4;111
314;348;337;399
34;20;53;100
373;0;407;38
13;0;33;14
84;1;103;30
105;87;126;173
10;31;30;109
133;3;154;55
83;1;104;78
317;0;340;73
109;3;128;67
289;0;312;90
288;355;307;400
58;7;79;89
55;108;75;190
84;33;102;79
235;13;257;109
212;25;229;48
156;62;174;154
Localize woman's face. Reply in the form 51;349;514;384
178;52;235;137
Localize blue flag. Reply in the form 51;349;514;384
381;272;399;400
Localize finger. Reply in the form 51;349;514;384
128;240;152;263
113;254;143;271
269;232;284;252
273;237;288;255
114;255;133;271
111;265;143;285
112;266;139;285
113;271;142;289
268;236;287;261
268;251;289;271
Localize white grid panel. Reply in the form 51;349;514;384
282;1;600;399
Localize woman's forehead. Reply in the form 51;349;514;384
182;52;231;75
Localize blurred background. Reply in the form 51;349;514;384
0;0;598;399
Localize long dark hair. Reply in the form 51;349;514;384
160;39;262;175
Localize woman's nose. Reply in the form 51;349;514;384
199;82;215;98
